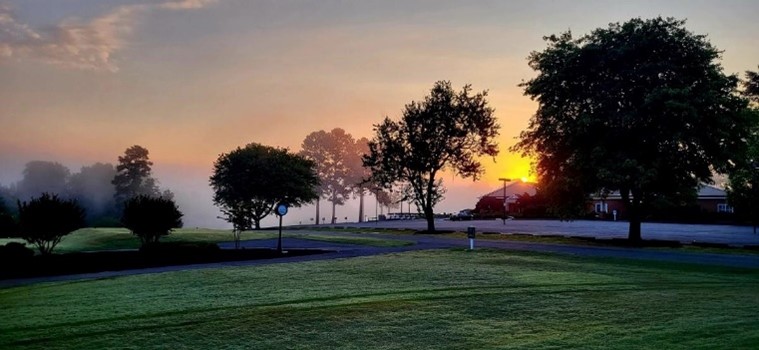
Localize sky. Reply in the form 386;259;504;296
1;0;758;228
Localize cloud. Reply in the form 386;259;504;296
0;0;217;72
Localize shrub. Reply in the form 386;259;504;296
122;195;183;247
0;242;35;260
18;193;86;255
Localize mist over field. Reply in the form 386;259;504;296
0;155;497;229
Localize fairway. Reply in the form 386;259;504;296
2;249;758;349
0;228;413;254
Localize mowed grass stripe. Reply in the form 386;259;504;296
2;249;758;349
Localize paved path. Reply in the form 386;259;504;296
337;219;759;246
2;230;758;289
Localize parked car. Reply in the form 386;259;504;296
450;209;474;221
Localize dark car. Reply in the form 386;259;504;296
449;209;474;221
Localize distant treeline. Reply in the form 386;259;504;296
0;145;172;230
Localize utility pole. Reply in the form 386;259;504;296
498;178;511;225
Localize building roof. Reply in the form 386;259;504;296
594;184;726;200
481;181;537;199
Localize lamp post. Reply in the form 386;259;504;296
498;178;511;225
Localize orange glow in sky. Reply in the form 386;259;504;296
1;1;756;227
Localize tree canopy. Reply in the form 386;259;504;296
121;195;183;247
299;128;364;224
16;161;70;201
727;68;759;232
364;80;500;232
514;17;751;241
18;193;85;255
68;162;118;225
112;145;160;207
210;143;319;246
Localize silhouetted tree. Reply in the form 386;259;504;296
121;195;183;247
16;161;70;201
18;193;85;255
0;197;17;238
112;145;160;207
349;137;372;222
68;162;118;225
299;128;357;224
211;143;319;247
727;69;759;232
514;17;751;241
364;81;500;232
744;67;759;103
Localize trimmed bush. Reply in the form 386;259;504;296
18;193;86;255
0;242;35;261
122;195;183;247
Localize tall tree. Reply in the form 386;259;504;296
350;137;372;222
68;162;118;224
514;17;751;241
210;143;319;247
744;66;759;102
15;161;70;201
112;145;160;207
299;128;357;224
364;81;500;232
727;69;759;232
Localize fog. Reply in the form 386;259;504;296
0;157;497;229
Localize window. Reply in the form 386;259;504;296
717;203;734;213
594;202;608;213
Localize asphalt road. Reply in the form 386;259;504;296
338;219;759;246
3;230;758;288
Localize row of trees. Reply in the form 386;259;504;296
210;79;501;235
8;193;182;255
0;145;172;228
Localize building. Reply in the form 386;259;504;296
474;181;537;218
591;184;734;219
475;182;733;220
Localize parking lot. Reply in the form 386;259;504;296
345;219;759;246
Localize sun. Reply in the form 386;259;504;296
521;176;529;183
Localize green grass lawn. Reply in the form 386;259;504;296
1;249;758;349
0;227;412;253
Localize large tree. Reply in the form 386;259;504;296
744;66;759;102
299;128;359;224
514;17;751;241
68;162;118;225
15;161;70;201
112;145;160;207
210;143;319;247
727;68;759;232
364;81;500;232
350;137;372;223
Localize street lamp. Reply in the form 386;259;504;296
498;177;511;225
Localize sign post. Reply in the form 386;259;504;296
467;226;476;250
275;202;289;254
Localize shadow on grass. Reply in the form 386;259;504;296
1;243;328;280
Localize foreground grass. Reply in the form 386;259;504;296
1;249;758;349
0;228;412;253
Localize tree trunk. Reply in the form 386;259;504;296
424;205;435;233
331;195;337;224
254;218;261;230
358;191;365;223
315;198;320;225
627;198;642;243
